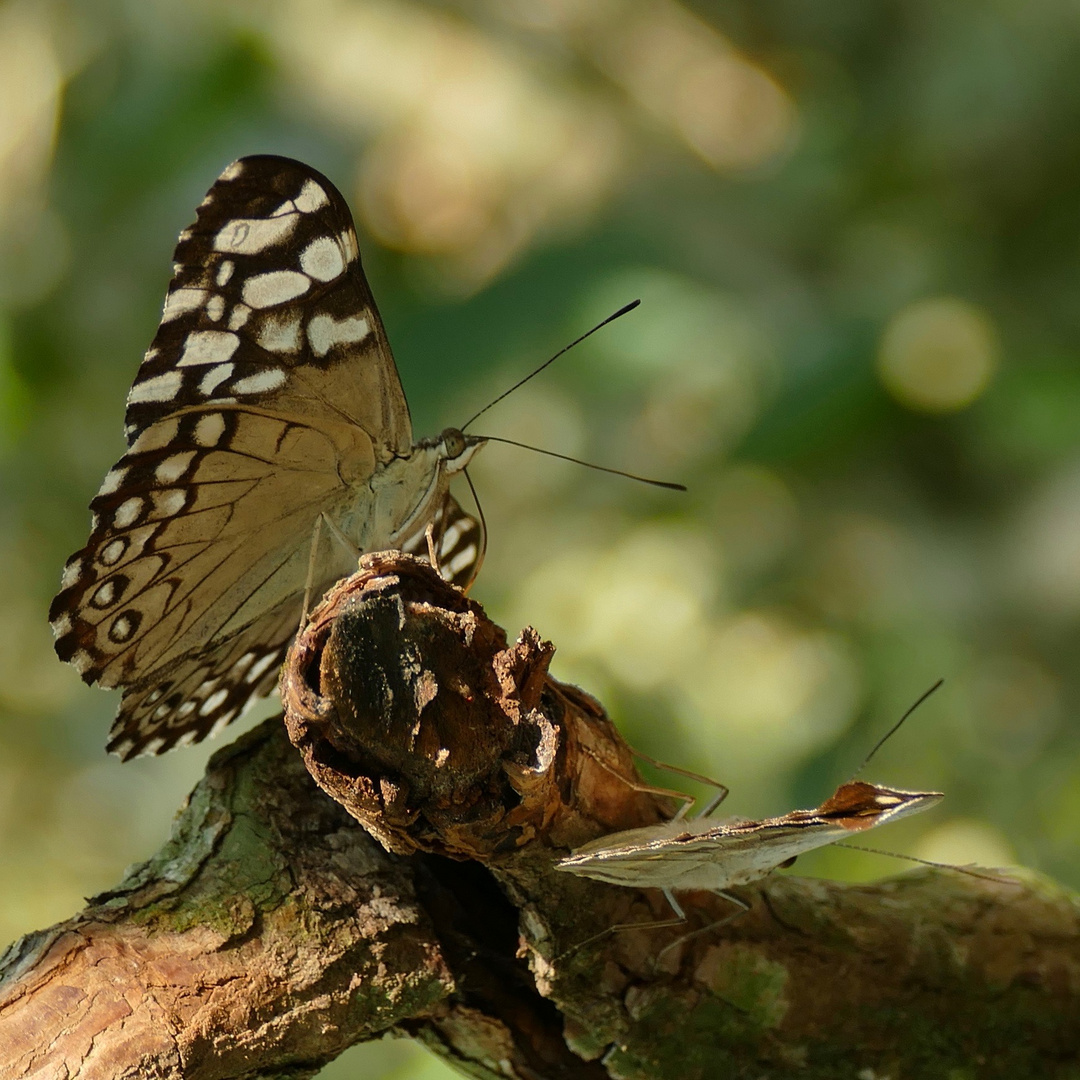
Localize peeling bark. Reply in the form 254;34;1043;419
2;552;1078;1079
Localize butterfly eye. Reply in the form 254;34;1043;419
441;427;467;460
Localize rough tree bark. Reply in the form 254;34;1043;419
0;552;1077;1079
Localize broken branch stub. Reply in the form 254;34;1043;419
280;551;669;861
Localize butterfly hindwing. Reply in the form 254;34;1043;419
105;600;298;760
401;494;484;590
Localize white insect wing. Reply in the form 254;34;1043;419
50;155;486;760
557;782;943;894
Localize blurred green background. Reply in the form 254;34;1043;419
2;0;1079;1075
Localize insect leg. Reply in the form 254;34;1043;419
579;743;728;821
630;747;729;819
579;744;696;818
299;514;324;632
556;887;689;961
655;890;750;961
320;512;361;562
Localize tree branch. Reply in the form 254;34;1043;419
2;553;1078;1078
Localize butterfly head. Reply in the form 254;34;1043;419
434;427;485;476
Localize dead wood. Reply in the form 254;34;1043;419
1;551;1077;1079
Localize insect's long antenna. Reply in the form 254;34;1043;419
461;300;641;432
849;679;944;780
474;435;686;491
834;841;1018;885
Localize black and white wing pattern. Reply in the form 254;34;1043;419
400;493;485;588
50;156;482;760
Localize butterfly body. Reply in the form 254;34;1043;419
557;781;942;893
51;156;485;759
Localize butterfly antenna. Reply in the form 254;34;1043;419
474;435;686;491
461;300;641;431
849;679;945;780
463;468;488;586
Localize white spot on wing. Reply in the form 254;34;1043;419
153;489;187;516
194;412;226;447
129;370;183;405
447;544;477;577
295;179;330;213
213;215;297;255
71;649;94;674
114;498;144;528
51;611;72;636
199;687;229;716
92;580;117;607
100;539;127;566
256;314;302;353
98;467;127;497
133;418;180;453
61;558;82;589
307;313;370;357
232;368;286;395
227;303;251;330
340;229;359;261
216;260;234;286
442;520;466;548
221;160;245;181
209;709;239;737
206;295;225;322
155;452;196;484
162;288;207;322
242;270;310;309
109;613;135;642
300;237;344;281
198;363;233;395
178;330;240;367
177;700;197;718
245;652;278;684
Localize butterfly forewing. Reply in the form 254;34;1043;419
123;155;411;452
51;156;483;759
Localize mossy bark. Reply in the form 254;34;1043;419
1;553;1077;1079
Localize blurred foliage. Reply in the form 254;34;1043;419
2;0;1079;1075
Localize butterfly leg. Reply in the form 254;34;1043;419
298;513;362;631
425;517;442;576
319;512;362;562
299;514;325;632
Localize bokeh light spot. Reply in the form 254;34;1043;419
913;818;1016;868
877;297;999;413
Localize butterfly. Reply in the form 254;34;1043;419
49;155;487;760
557;780;942;924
